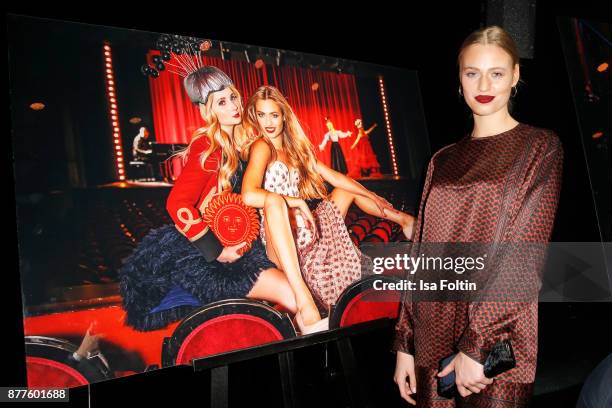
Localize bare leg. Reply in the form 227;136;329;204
262;193;321;325
329;188;415;239
247;267;298;314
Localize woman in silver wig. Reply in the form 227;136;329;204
119;66;301;332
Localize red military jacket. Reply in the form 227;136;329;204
166;136;224;262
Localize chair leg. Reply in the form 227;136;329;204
210;365;229;408
278;351;298;408
336;337;369;408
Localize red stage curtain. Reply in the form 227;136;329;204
148;53;363;175
148;53;267;144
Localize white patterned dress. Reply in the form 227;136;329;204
259;161;368;314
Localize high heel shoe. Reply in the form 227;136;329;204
295;311;329;335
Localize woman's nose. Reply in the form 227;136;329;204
478;76;490;92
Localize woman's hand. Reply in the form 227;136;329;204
291;198;316;231
217;242;247;263
368;192;394;217
437;352;493;397
394;351;417;405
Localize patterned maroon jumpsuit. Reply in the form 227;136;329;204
393;123;563;407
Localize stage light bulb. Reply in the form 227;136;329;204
29;102;45;111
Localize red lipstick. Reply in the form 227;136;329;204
233;113;240;118
265;127;276;134
475;95;495;103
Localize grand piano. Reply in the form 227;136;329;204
151;142;188;182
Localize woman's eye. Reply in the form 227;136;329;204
273;114;279;119
257;113;264;118
466;72;476;78
219;100;225;106
231;94;237;100
492;72;503;78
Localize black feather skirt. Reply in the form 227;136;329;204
118;224;274;331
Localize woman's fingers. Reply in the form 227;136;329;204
480;377;494;385
394;353;417;405
457;384;473;397
396;379;416;405
408;371;417;395
372;198;386;216
472;382;488;390
229;242;247;250
465;383;482;394
301;205;315;230
375;193;393;209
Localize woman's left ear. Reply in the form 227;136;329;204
512;64;520;87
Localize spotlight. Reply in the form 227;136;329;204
29;102;45;111
200;39;212;52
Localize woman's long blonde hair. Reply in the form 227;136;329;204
244;86;327;200
174;84;248;194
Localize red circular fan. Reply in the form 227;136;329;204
202;193;260;255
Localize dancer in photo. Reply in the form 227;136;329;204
351;119;381;177
318;117;352;174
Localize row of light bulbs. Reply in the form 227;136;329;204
104;43;126;181
378;76;398;176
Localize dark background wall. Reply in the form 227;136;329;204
3;2;610;405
